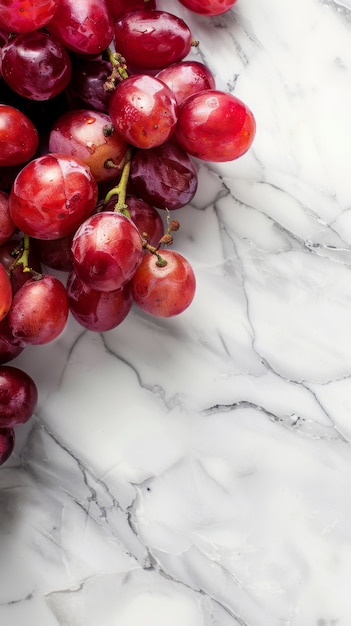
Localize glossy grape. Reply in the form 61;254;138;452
131;249;196;317
69;57;112;113
8;274;69;345
156;61;215;106
175;89;256;162
72;211;143;292
114;9;193;71
0;263;11;322
109;74;178;149
0;0;58;34
130;140;198;210
0;105;39;167
67;271;133;332
9;154;98;240
0;427;14;465
1;31;72;101
47;0;114;55
49;109;128;183
0;365;37;427
177;0;237;16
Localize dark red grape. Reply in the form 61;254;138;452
0;238;42;294
0;317;24;364
130;140;198;210
106;0;156;22
1;31;72;101
0;365;37;427
131;249;196;317
69;57;112;113
156;61;215;106
8;274;69;345
0;0;58;34
175;90;256;162
46;0;114;55
0;427;14;465
109;74;178;149
0;263;11;322
114;10;193;71
0;105;39;168
104;195;164;248
9;154;98;240
71;211;143;292
48;109;128;183
177;0;237;15
67;271;133;332
34;232;74;272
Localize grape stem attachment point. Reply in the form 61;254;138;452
104;147;133;217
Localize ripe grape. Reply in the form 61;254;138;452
0;263;12;322
130;140;198;211
1;31;72;101
109;74;178;149
175;89;256;162
69;57;113;114
46;0;114;56
0;0;58;34
9;153;98;240
0;365;38;427
177;0;237;16
114;9;193;71
156;60;216;106
8;274;69;345
48;109;128;183
0;427;15;465
131;249;196;317
67;271;133;332
71;211;143;292
0;105;39;167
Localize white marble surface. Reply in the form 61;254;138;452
2;0;351;624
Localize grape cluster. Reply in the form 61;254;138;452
0;0;255;464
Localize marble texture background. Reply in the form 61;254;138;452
1;0;351;624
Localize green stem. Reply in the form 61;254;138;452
104;147;133;217
13;234;31;272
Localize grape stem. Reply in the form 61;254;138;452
11;235;42;279
104;147;133;217
141;214;180;267
104;49;129;92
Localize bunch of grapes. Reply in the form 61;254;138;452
0;0;255;464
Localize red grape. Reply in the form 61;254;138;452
71;211;143;291
0;191;15;244
175;90;256;162
69;57;113;113
0;365;37;427
8;274;69;345
9;154;98;240
46;0;114;56
114;10;193;71
156;61;215;106
0;0;58;34
177;0;237;16
1;32;72;101
131;249;196;317
0;427;14;465
67;271;133;332
34;232;74;272
130;140;198;210
104;195;164;248
0;105;39;167
0;263;11;322
109;74;178;149
48;109;128;183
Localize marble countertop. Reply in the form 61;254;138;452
2;0;351;624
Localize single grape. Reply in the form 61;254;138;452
9;153;98;240
114;9;193;71
0;191;15;244
67;271;133;332
72;211;143;292
175;89;256;162
0;365;37;427
0;427;15;465
129;140;198;210
109;74;178;149
156;61;215;106
106;0;156;22
8;274;69;345
0;105;39;168
104;195;164;248
68;57;113;113
0;0;58;34
48;109;128;183
131;249;196;317
0;263;12;322
1;31;72;101
177;0;237;16
46;0;114;55
0;317;24;364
